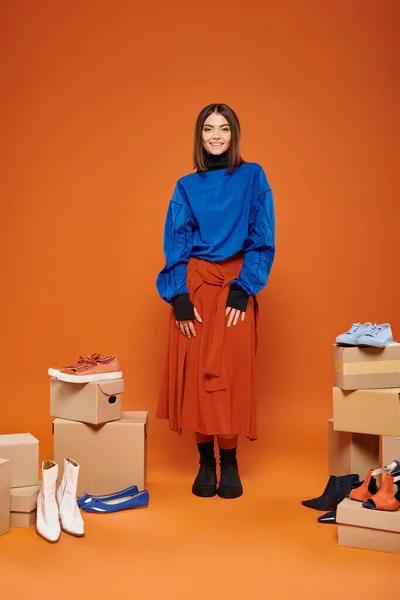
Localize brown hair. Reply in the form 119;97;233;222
193;103;245;173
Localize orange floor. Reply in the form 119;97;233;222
0;455;398;600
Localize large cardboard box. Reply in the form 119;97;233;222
10;510;36;529
333;343;400;391
0;433;39;487
50;377;123;425
10;484;40;513
333;387;400;436
328;419;379;477
0;459;11;536
338;525;400;554
337;498;400;554
337;497;400;532
53;411;148;496
382;436;400;467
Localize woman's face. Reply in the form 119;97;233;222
202;112;231;155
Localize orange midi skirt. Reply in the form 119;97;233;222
156;254;259;439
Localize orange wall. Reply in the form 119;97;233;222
1;1;399;473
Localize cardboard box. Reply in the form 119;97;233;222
0;459;11;536
338;524;400;554
10;484;40;513
382;436;400;466
53;411;148;496
333;343;400;391
0;433;39;487
328;419;379;477
333;387;400;436
50;377;123;425
10;510;36;529
337;497;400;532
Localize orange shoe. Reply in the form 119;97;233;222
57;355;122;383
48;353;101;378
362;473;400;511
350;461;399;502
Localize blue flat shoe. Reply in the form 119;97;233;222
77;484;139;508
81;489;149;513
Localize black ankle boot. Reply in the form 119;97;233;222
192;441;217;498
302;474;361;511
317;475;362;524
302;475;341;511
338;474;361;501
218;446;243;499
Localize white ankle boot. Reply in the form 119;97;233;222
57;458;84;537
36;460;61;543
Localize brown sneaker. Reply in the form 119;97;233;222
48;353;101;378
57;355;122;383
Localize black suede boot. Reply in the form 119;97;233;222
302;476;341;511
218;446;243;499
338;474;361;501
192;441;218;498
317;475;362;524
302;474;361;511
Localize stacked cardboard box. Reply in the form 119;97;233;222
331;342;400;554
51;377;148;495
0;433;40;531
0;459;11;536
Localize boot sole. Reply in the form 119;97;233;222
192;486;218;498
61;527;85;537
36;527;61;544
217;488;243;499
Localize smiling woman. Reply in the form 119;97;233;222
156;103;276;501
193;104;244;173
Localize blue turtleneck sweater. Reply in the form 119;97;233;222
156;161;275;304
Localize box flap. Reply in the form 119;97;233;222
98;379;124;396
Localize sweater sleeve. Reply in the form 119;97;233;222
230;166;275;296
156;181;196;304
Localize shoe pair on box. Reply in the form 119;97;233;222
302;460;400;525
48;353;122;383
336;322;393;348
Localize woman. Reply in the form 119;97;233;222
156;103;275;499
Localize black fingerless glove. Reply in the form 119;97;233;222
226;283;249;311
172;293;195;321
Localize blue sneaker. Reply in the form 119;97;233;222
358;323;393;348
77;484;139;508
81;489;149;513
336;322;373;346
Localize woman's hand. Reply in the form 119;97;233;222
225;306;246;327
176;307;202;339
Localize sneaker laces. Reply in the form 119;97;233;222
65;353;100;369
364;324;380;338
71;355;99;373
347;323;361;334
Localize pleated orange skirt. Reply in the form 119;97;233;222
156;254;259;439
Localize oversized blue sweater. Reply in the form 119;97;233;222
156;162;275;304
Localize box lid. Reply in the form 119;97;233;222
334;386;400;397
98;379;124;396
10;484;40;513
0;458;10;467
0;433;39;446
337;497;400;533
10;485;41;500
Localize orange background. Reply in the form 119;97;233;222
1;0;399;474
1;1;400;597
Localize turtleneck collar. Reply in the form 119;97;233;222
204;151;229;171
